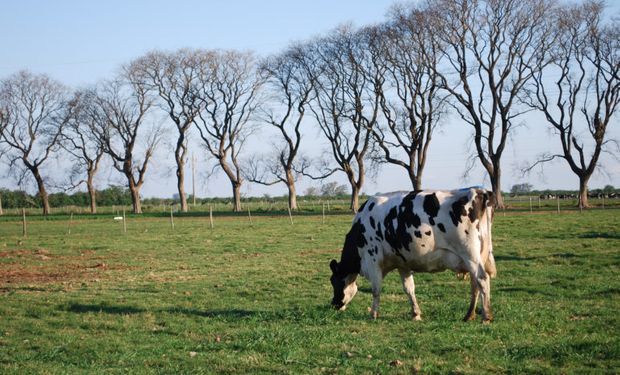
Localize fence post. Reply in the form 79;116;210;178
557;196;560;214
322;203;326;225
67;212;74;235
170;206;175;230
248;208;253;225
529;197;532;213
209;205;214;229
22;208;27;238
123;209;127;234
0;195;3;215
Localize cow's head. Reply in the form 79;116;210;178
329;259;358;310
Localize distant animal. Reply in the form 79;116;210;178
329;187;497;323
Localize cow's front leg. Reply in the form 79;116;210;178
463;275;479;321
369;275;383;320
399;269;422;321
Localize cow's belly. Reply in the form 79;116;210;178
371;238;467;275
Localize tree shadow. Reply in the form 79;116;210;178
578;231;620;239
64;303;146;315
494;255;541;262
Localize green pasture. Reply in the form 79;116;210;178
0;209;618;374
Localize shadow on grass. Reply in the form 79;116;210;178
578;231;620;239
65;303;146;315
497;287;557;297
62;303;341;322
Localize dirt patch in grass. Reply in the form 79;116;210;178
0;249;136;285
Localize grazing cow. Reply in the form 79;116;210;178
329;187;497;323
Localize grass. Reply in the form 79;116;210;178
0;209;618;374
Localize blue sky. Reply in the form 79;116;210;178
1;0;619;198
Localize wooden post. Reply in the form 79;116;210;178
67;212;74;234
557;196;560;214
209;205;214;229
0;194;3;215
287;206;293;225
322;203;326;225
192;153;197;207
22;208;27;238
529;197;532;213
170;206;175;230
538;197;541;209
123;209;127;233
247;208;253;225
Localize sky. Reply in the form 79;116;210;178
1;0;619;199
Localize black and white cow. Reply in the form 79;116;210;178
329;187;497;322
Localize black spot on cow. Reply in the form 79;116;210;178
425;231;431;236
368;202;375;211
465;230;469;235
383;207;413;258
423;193;440;225
437;223;446;233
333;219;365;277
449;196;469;226
369;216;376;229
375;222;384;241
414;231;422;238
398;191;422;229
358;200;369;213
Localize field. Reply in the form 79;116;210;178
0;209;618;374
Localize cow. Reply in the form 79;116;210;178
329;187;497;323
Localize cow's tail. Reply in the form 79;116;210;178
479;190;497;278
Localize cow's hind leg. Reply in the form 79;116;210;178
466;262;493;323
399;269;422;321
463;275;479;321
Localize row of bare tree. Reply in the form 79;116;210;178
1;0;618;214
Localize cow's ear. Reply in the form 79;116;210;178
329;259;339;273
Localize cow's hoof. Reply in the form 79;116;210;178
412;315;422;321
463;314;476;322
370;311;378;320
482;318;493;324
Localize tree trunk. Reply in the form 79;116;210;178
578;175;590;209
175;141;188;212
232;181;242;212
87;173;97;214
489;168;505;210
127;176;142;214
350;184;360;213
286;170;298;210
32;168;50;215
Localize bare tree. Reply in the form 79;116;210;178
192;50;263;212
0;71;68;215
129;49;204;212
523;1;620;208
89;74;163;214
61;89;105;214
244;45;316;210
433;0;556;208
371;5;446;190
306;26;381;212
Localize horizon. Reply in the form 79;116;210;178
1;0;619;199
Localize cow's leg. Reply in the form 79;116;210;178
369;273;383;320
399;269;422;321
466;261;493;323
463;275;479;321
